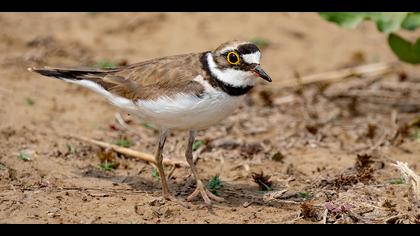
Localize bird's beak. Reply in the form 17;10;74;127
252;65;272;82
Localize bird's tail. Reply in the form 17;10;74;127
27;66;113;81
27;66;137;101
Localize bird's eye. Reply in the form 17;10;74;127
226;52;240;65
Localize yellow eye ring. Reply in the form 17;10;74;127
227;52;240;65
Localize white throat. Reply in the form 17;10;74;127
206;53;256;88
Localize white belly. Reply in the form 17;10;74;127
134;91;245;130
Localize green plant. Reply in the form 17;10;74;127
298;191;312;200
207;175;222;195
388;176;406;185
388;34;420;64
319;12;420;64
192;140;204;151
94;59;117;69
151;168;160;180
113;138;132;148
141;122;154;129
99;160;116;171
18;152;30;162
25;97;35;106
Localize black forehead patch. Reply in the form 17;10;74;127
237;44;259;55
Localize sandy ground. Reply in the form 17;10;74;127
0;12;420;224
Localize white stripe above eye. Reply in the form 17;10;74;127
206;53;256;88
220;46;237;54
242;51;261;64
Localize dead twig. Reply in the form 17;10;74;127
67;134;188;167
391;161;420;208
263;189;288;201
322;208;328;224
273;95;297;105
384;214;409;224
381;81;420;92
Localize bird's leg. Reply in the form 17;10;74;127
185;131;224;205
155;129;170;199
151;129;190;208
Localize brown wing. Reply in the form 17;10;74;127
29;53;206;100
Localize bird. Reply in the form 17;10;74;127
28;40;272;206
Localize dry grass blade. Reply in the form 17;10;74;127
67;135;188;167
272;62;396;89
391;161;420;207
322;208;328;224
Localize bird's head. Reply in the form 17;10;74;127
206;40;272;88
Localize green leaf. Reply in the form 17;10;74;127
388;33;420;64
207;175;222;195
99;160;116;171
319;12;366;28
192;140;204;151
401;12;420;31
319;12;410;33
368;12;408;33
19;152;30;162
151;168;160;180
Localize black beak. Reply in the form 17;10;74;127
252;65;272;82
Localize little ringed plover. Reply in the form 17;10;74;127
29;40;272;205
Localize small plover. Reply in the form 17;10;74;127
29;40;272;205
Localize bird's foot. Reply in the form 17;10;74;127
187;181;224;205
